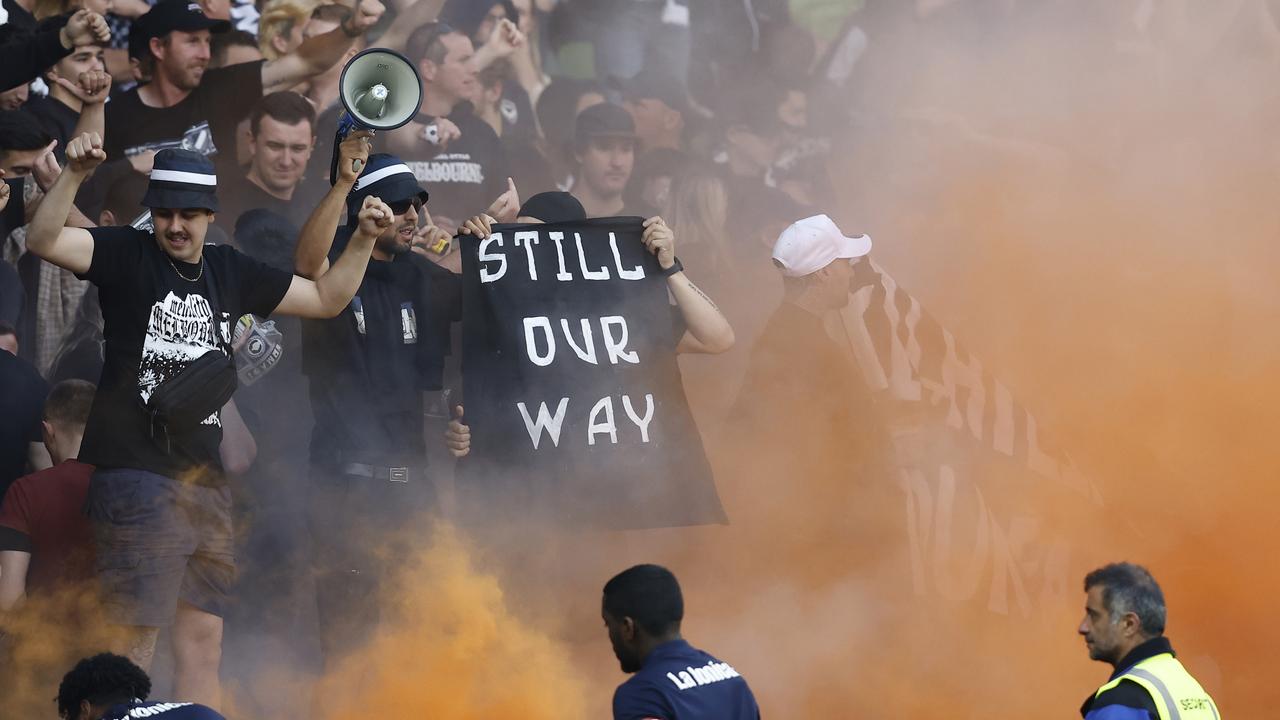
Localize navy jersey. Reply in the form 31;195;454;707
613;640;761;720
102;701;226;719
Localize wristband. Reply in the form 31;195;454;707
659;257;683;278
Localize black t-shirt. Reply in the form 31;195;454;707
103;61;265;178
300;100;343;202
24;95;79;158
76;227;293;483
730;300;885;476
0;350;48;501
402;103;508;225
219;175;323;238
498;83;538;147
302;228;461;468
720;167;806;242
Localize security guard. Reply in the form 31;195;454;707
1078;562;1221;720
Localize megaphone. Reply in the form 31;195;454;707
331;47;423;184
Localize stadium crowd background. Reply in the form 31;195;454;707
5;0;1280;717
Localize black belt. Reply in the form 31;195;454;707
340;463;420;483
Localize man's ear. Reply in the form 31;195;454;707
271;33;291;57
99;209;116;226
77;697;94;720
150;36;167;62
621;616;639;642
419;59;438;83
41;420;55;448
1121;611;1143;637
662;108;681;132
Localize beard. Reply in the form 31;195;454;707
376;229;413;257
175;63;206;90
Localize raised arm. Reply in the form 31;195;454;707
376;0;448;52
0;10;108;92
641;216;735;355
62;70;112;143
26;133;106;275
274;196;391;318
294;131;371;278
261;0;385;94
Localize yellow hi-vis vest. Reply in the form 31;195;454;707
1094;652;1221;720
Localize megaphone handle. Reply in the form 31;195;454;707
330;113;375;186
329;128;344;186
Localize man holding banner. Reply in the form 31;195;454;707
449;199;735;529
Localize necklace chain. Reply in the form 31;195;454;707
168;255;204;282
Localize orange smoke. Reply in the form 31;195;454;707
309;523;589;720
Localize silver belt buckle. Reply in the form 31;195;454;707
389;467;409;483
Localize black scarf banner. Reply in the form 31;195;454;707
458;217;726;529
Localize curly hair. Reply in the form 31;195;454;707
56;653;152;720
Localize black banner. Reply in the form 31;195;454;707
458;217;725;529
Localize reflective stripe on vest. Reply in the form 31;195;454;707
1094;653;1221;720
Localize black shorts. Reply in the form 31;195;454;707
86;468;235;627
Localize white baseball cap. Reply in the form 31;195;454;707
771;214;872;277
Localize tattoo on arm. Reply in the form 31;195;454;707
683;278;721;312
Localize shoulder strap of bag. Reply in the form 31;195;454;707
201;251;230;355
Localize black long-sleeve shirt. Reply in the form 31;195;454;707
0;7;71;92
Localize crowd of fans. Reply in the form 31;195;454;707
3;0;1249;717
0;0;856;713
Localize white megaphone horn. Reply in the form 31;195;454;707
330;47;423;184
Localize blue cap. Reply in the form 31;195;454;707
142;149;218;212
346;153;429;217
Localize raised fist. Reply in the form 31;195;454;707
62;10;110;48
65;132;107;176
486;18;525;58
55;70;112;105
344;0;385;35
356;195;394;238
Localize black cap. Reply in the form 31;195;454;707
345;153;429;221
573;102;636;149
518;192;586;224
616;68;688;116
129;0;231;59
142;148;219;212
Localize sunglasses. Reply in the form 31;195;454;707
386;197;424;215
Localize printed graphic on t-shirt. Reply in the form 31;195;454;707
400;301;418;344
138;291;229;426
124;121;218;158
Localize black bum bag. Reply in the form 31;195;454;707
142;260;239;451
